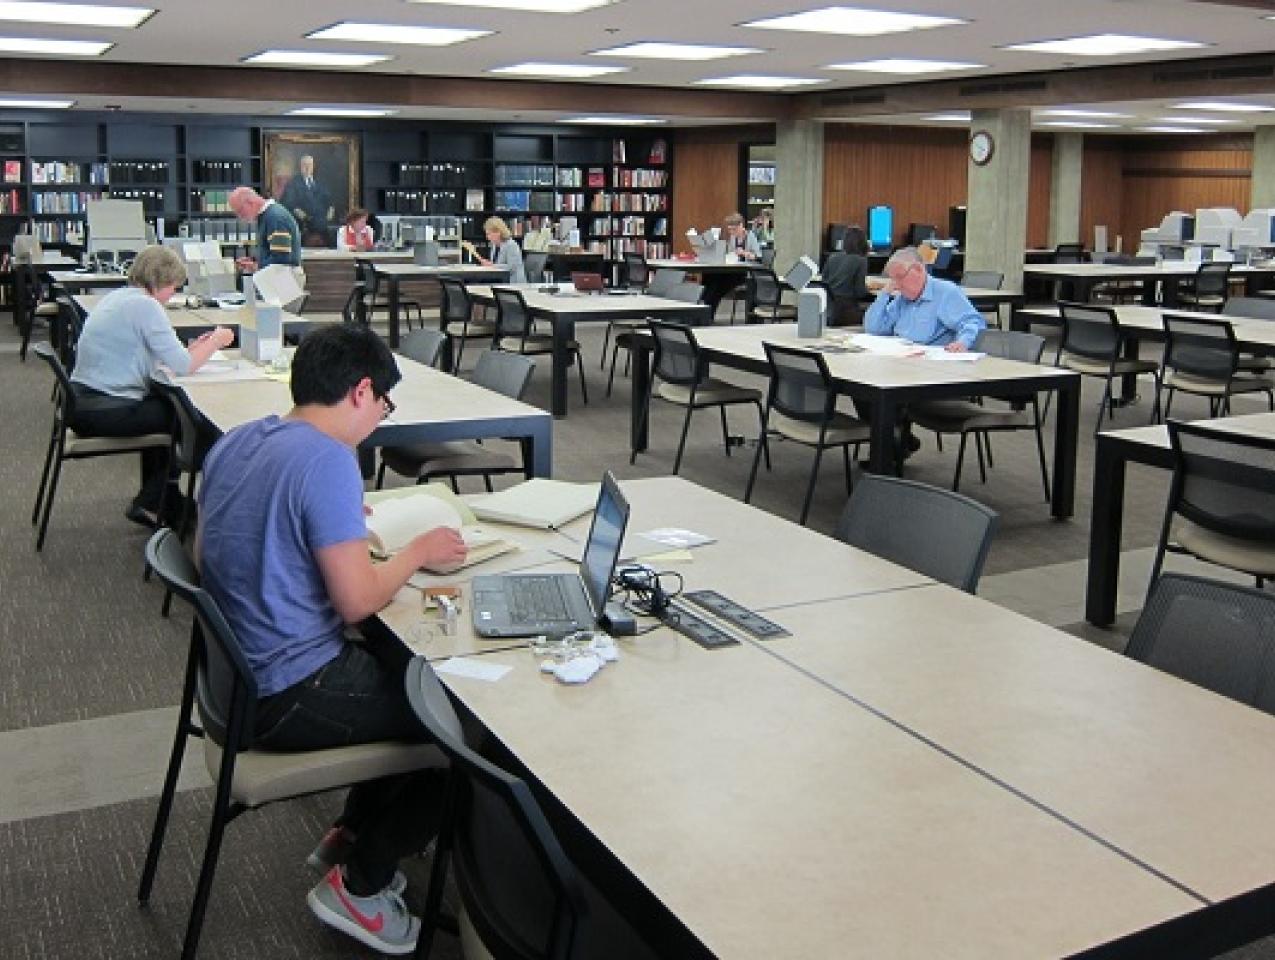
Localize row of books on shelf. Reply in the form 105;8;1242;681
109;162;170;185
494;190;555;213
589;215;666;238
192;189;234;213
33;220;84;244
589;192;667;213
32;191;102;214
494;164;555;187
611;167;667;188
392;162;476;189
380;189;487;215
748;165;777;185
111;189;166;214
32;161;109;185
0;189;20;214
192;160;245;184
185;219;255;242
603;237;669;260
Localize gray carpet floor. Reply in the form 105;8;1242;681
2;310;1271;959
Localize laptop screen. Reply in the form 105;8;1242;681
579;472;630;616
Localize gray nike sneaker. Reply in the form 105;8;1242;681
307;866;420;956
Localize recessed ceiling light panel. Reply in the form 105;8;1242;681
1173;101;1275;113
490;62;627;78
407;0;616;11
743;5;964;36
591;41;760;60
243;50;392;67
826;58;982;74
0;2;151;28
559;115;666;126
287;107;399;117
307;22;490;45
0;96;75;108
695;74;825;89
1037;108;1131;118
1037;120;1119;129
925;112;970;122
0;36;111;54
1139;125;1209;133
1004;34;1206;56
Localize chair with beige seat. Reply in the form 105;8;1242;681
31;343;171;551
744;342;868;525
376;350;536;492
1153;314;1274;422
630;318;766;475
138;529;445;960
1149;420;1275;593
1055;302;1161;434
492;286;587;403
17;261;60;361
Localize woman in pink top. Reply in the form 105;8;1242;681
336;208;375;252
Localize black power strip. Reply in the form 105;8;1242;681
661;602;739;649
683;590;790;640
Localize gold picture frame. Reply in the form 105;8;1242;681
263;130;361;247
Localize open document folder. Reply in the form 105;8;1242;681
364;485;517;570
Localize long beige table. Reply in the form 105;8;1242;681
630;323;1082;518
49;269;127;293
466;283;710;417
1086;411;1275;626
1024;261;1275;307
1016;302;1275;354
380;476;1275;958
178;350;553;477
74;292;320;338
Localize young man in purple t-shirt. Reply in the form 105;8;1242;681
197;325;466;955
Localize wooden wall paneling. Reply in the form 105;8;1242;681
823;124;968;244
1028;134;1053;249
671;138;740;254
1080;139;1125;252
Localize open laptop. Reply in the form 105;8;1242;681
471;472;630;637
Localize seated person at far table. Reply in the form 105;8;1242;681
336;207;375;252
70;244;234;527
196;324;467;956
473;215;527;283
865;246;984;352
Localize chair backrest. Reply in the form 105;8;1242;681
1194;261;1232;297
404;658;587;959
523;251;549;283
33;341;76;426
762;342;836;425
960;270;1004;290
1166;419;1275;544
400;328;447;368
341;282;368;326
473;349;535;400
493;287;533;338
54;295;84;369
1127;573;1275;715
646;268;686;297
648;319;704;387
355;259;379;297
747;268;782;306
1161;313;1238;381
760;247;777;268
973;328;1045;364
145;528;259;749
438;276;472;325
1053;243;1086;264
662;281;704;304
1058;301;1121;362
835;475;999;593
1222;296;1275;321
150;374;211;474
622;252;649;289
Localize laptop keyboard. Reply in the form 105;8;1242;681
509;576;572;623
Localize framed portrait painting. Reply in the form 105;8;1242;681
263;131;360;247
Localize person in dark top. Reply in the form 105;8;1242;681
822;226;871;325
228;186;302;272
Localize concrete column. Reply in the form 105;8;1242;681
1251;125;1275;210
965;107;1031;295
774;117;823;271
1048;133;1084;248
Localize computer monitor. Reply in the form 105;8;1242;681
867;206;892;251
907;223;938;247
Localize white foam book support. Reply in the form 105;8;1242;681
468;478;599;529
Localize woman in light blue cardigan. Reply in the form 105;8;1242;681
477;216;526;283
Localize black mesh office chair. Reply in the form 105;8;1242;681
492;286;587;403
357;260;424;331
835;474;999;594
523;251;549;284
16;261;58;361
1054;302;1161;434
646;268;687;298
910;329;1052;501
630;319;765;475
744;342;867;525
622;252;650;291
438;277;495;372
744;267;796;323
404;658;658;960
341;281;369;326
960;270;1005;328
605;282;704;397
1126;573;1275;716
1222;297;1275;372
1178;261;1232;312
399;328;448;369
1154;314;1274;421
138;530;445;960
1149;420;1275;591
377;350;536;492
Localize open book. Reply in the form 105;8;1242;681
365;485;517;570
468;478;598;530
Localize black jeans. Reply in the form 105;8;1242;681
254;639;445;896
69;386;172;510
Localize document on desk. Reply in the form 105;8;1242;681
922;348;985;362
175;360;271;383
849;333;924;357
435;657;512;683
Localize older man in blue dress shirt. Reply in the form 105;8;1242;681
865;246;984;351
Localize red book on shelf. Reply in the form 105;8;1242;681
587;167;605;188
649;139;667;165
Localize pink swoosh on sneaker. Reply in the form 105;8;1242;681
327;868;385;934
